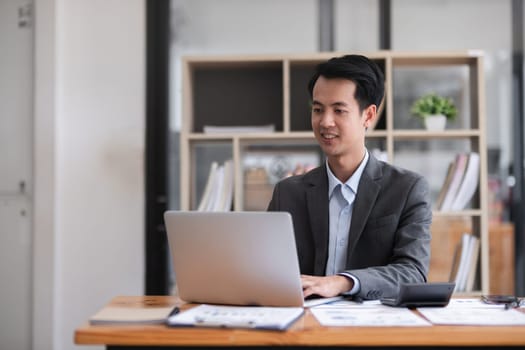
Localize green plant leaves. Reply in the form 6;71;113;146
410;93;458;120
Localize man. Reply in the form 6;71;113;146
267;54;432;300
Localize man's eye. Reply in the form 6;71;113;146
312;107;322;113
335;109;346;114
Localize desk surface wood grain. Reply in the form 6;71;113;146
74;295;525;347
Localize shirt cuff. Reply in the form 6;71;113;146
337;272;360;295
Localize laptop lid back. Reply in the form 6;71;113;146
163;211;304;307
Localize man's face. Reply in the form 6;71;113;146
311;76;374;161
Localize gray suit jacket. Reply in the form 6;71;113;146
267;154;432;300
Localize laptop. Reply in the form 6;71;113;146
164;210;306;307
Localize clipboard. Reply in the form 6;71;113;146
166;304;304;331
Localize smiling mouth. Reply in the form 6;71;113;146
321;132;337;140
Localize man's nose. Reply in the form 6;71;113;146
319;112;335;127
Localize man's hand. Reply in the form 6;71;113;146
301;274;353;298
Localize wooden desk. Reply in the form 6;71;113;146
75;296;525;349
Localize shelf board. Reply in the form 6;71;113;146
366;130;388;137
185;130;480;146
391;51;482;66
186;130;480;140
392;129;481;139
433;210;482;217
186;132;315;141
186;133;235;141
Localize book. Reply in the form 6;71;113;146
451;233;471;292
435;161;456;210
448;240;462;289
464;235;480;292
215;159;234;211
89;305;177;325
457;234;474;292
166;304;304;331
449;233;479;292
207;164;224;211
440;153;468;211
197;161;219;211
450;152;480;211
197;160;234;212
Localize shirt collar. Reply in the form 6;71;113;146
327;149;369;198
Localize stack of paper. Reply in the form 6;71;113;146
417;298;525;325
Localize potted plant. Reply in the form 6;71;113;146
410;93;458;131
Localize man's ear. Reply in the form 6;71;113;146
363;104;377;129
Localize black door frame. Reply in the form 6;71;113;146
511;0;525;296
145;0;170;295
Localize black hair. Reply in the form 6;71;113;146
307;54;385;112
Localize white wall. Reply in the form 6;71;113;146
34;1;145;349
171;0;317;55
170;0;318;131
335;0;379;51
0;1;34;349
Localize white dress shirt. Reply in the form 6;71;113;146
325;150;369;294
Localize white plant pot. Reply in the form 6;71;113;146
424;114;447;131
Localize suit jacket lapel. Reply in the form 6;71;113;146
346;155;382;262
305;166;329;276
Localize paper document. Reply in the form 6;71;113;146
166;304;304;331
310;300;431;327
303;296;344;308
445;298;511;308
417;298;525;325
